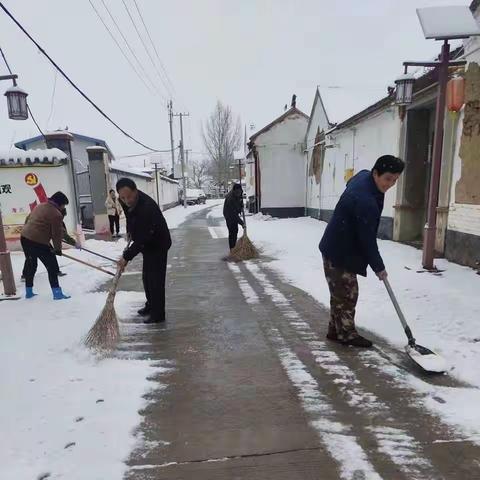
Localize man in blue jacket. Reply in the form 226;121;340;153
319;155;405;348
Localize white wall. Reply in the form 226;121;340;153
321;107;401;218
1;164;76;246
255;113;308;209
155;174;179;209
245;158;255;198
110;172;152;198
110;171;179;210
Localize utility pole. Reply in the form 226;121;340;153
153;162;160;208
174;112;189;209
168;100;175;177
0;205;16;298
185;149;191;187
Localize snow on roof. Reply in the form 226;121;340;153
0;147;67;167
4;85;27;95
417;6;480;40
109;161;153;179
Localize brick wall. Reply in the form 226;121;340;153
448;203;480;235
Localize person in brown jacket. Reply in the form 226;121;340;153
21;191;71;300
21;207;76;280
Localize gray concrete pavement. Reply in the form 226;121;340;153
107;207;480;480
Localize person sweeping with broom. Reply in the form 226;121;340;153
20;191;71;300
21;207;77;281
116;178;172;324
223;183;244;252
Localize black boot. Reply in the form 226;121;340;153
143;315;165;324
137;305;151;316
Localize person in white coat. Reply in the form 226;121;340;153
105;189;122;237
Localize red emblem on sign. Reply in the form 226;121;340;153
25;173;39;186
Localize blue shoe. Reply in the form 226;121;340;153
25;287;37;299
52;287;71;300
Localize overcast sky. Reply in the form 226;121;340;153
0;0;469;169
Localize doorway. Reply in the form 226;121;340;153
398;105;436;245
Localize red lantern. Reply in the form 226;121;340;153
447;77;465;113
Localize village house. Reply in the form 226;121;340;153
442;0;480;269
246;96;309;217
304;27;478;269
14;131;179;234
306;87;402;239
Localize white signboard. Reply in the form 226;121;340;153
0;164;75;244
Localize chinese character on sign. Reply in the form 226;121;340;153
0;184;12;194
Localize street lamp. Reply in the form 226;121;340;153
396;5;480;270
394;72;416;106
0;73;29;298
5;83;28;120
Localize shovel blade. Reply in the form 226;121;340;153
405;344;447;374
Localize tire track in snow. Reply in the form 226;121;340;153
228;263;382;480
227;263;259;305
242;262;436;480
270;326;383;480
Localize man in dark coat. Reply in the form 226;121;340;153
223;184;244;250
319;155;405;348
116;178;172;323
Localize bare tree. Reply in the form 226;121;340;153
202;101;242;193
190;159;210;189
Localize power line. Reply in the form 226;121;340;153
132;0;176;97
97;0;165;100
0;1;164;152
88;0;155;96
46;67;57;129
27;104;46;140
121;0;172;99
117;146;179;158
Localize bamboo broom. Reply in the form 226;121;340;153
84;264;123;350
229;201;259;262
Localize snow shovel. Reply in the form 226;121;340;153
383;278;447;374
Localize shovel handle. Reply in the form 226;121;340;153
65;243;116;263
383;278;415;344
62;252;115;276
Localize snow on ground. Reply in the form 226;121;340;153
163;199;221;229
230;209;480;386
1;241;159;480
0;201;221;479
210;204;480;438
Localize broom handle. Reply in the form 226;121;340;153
241;200;247;235
62;252;115;276
108;265;123;295
63;242;116;263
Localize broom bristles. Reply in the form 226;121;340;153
84;268;122;350
229;232;259;262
